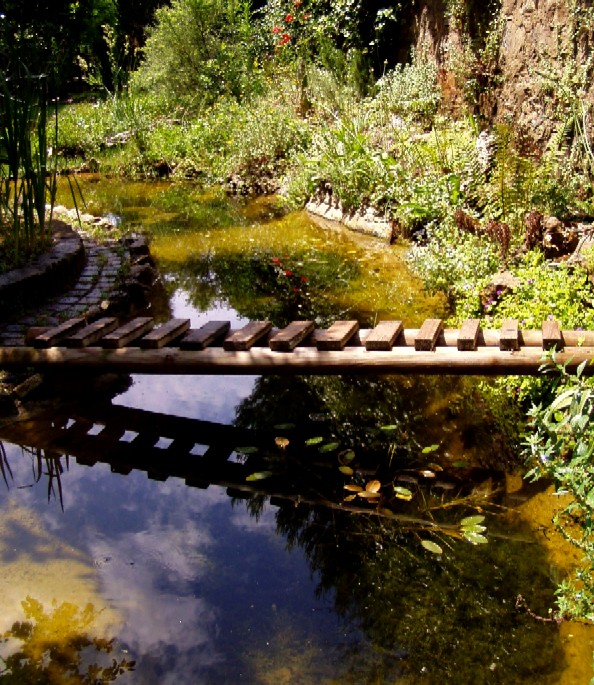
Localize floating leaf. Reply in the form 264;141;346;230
427;462;444;472
419;470;436;478
305;436;324;445
274;423;295;430
465;532;488;545
236;446;258;454
344;484;363;492
344;494;357;502
421;539;443;555
461;515;486;527
275;437;289;450
338;449;355;464
339;465;354;476
366;480;382;493
380;424;398;432
246;471;273;481
393;486;413;501
452;461;469;468
357;491;381;500
422;444;439;454
319;442;340;453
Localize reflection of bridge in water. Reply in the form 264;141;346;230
1;316;594;375
0;401;501;523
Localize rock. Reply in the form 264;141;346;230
542;216;580;259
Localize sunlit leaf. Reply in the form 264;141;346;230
419;470;436;478
422;444;439;454
344;494;357;502
275;437;289;450
380;424;398;432
236;446;258;454
319;442;340;453
344;484;363;492
339;465;354;475
339;449;355;464
274;423;295;430
366;479;382;493
427;462;444;471
305;436;324;445
421;539;443;555
357;491;381;499
465;532;488;545
246;471;273;481
393;486;413;500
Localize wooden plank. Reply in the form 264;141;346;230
139;318;190;349
269;321;315;352
415;319;443;351
223;321;273;351
64;317;119;348
364;321;403;351
500;318;520;351
102;317;154;348
457;319;481;351
180;321;230;350
542;319;564;351
316;320;359;351
32;317;86;348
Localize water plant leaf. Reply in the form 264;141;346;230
465;532;488;545
366;479;382;493
357;491;381;500
344;494;357;502
236;446;258;454
339;465;354;475
305;436;324;445
461;515;486;527
380;424;398;431
246;471;273;481
344;484;363;492
338;449;355;464
419;470;436;478
421;539;443;555
422;444;439;454
393;486;413;500
275;437;289;449
274;423;295;430
319;442;340;453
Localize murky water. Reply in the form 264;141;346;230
0;179;593;683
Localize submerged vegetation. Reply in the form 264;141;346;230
3;0;594;639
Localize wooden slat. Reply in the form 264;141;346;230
500;319;520;351
415;319;443;351
542;319;563;351
64;317;119;348
102;317;154;348
223;321;272;351
32;317;86;348
457;319;481;351
364;321;403;351
139;318;190;349
316;320;359;351
180;321;230;350
269;321;315;352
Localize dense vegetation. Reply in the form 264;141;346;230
2;0;594;626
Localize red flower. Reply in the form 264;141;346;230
272;256;281;264
301;276;308;283
285;13;294;22
271;25;282;34
293;287;300;293
279;33;291;45
285;270;293;277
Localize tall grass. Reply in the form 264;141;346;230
0;70;58;267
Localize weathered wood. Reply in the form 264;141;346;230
64;317;119;348
542;319;564;351
32;317;86;348
102;317;154;348
500;319;520;351
415;319;443;351
364;321;403;351
457;319;481;351
223;321;273;351
269;321;315;352
3;344;594;375
316;320;359;351
139;318;190;349
180;321;230;350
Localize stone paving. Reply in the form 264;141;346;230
0;234;126;347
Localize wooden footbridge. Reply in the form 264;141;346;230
1;315;593;375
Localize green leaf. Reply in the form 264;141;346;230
245;471;273;481
380;424;398;431
422;444;439;454
339;449;355;464
274;423;295;430
319;442;340;453
421;539;443;555
339;465;354;475
460;515;485;527
305;436;324;445
393;486;413;501
465;532;488;545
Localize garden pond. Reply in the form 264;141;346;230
0;178;593;683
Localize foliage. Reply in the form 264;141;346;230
132;0;260;110
523;360;594;622
0;71;57;271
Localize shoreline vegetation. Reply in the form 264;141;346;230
2;0;594;632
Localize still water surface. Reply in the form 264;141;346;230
0;179;592;683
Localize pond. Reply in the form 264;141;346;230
0;178;593;684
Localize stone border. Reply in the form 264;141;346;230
0;220;85;319
305;196;393;241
